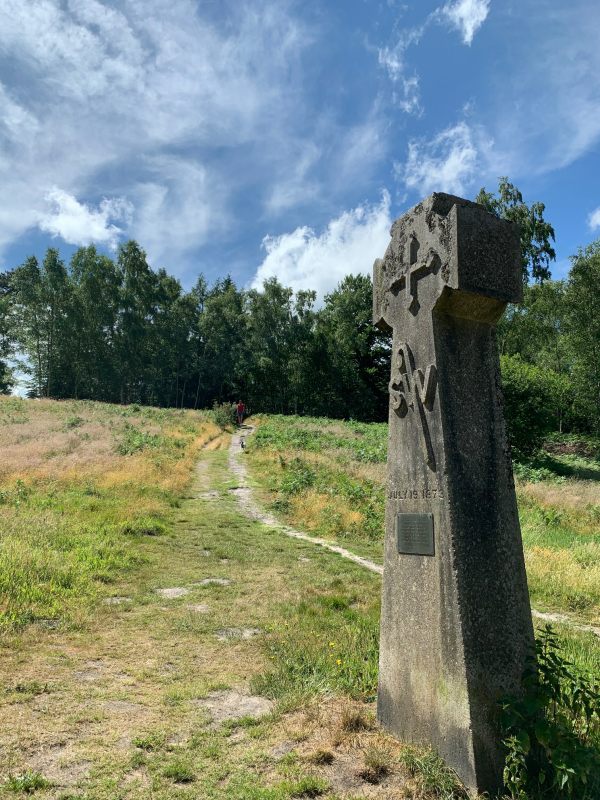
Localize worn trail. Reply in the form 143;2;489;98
229;425;383;576
229;424;600;640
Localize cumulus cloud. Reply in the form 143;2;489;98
38;189;133;249
588;207;600;230
252;192;392;301
398;121;489;196
440;0;491;45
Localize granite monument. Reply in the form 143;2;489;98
373;192;535;795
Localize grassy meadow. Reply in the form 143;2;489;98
244;416;600;666
0;396;223;631
0;398;471;800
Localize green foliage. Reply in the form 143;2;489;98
5;245;390;421
0;270;13;393
500;627;600;799
4;771;51;793
211;401;234;430
564;242;600;434
476;177;556;283
116;422;165;455
500;355;559;454
279;458;317;495
252;415;388;464
4;214;599;438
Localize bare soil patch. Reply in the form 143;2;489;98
199;689;274;726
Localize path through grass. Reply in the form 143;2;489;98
245;414;600;629
0;400;468;799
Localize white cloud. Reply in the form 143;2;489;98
377;25;425;115
130;157;226;266
263;110;387;219
440;0;491;45
398;121;490;196
588;207;600;230
0;0;313;265
481;1;600;175
264;143;322;215
252;192;392;301
377;0;490;113
38;189;133;249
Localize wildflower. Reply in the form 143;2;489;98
329;642;336;648
336;659;342;665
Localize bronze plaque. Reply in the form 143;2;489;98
396;513;434;556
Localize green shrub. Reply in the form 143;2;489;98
117;422;164;455
500;626;600;799
210;401;234;430
280;458;316;495
500;356;560;454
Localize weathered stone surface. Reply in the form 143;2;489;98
155;587;189;599
374;193;534;795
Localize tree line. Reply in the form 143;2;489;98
0;241;390;420
0;179;598;444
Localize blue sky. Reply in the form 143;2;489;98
1;0;599;298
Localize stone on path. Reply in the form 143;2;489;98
198;490;219;500
373;193;534;795
155;587;189;599
193;578;231;587
186;604;210;614
215;627;261;641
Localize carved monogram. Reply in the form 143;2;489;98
389;342;437;470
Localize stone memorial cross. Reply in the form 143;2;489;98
373;193;535;795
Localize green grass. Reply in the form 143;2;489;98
0;396;222;631
3;771;52;793
1;402;598;800
246;415;600;622
252;585;380;705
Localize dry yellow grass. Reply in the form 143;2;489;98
522;480;600;522
525;545;600;616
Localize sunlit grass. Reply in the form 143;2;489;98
0;396;222;631
246;414;600;621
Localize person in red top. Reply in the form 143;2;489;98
236;400;245;426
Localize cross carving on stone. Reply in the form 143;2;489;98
389;241;442;314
